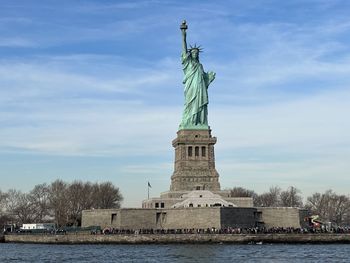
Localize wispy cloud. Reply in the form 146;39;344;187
0;37;36;47
0;56;179;103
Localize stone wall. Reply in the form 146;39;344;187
119;209;156;230
82;209;157;229
5;233;350;244
82;209;119;228
82;207;258;230
82;207;308;230
258;207;309;228
163;207;221;229
220;207;257;228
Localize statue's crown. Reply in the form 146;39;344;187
189;44;203;52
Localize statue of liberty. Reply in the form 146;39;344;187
179;20;216;130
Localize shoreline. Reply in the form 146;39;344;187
3;233;350;244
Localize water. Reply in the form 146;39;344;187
0;243;349;262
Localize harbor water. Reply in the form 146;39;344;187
0;243;350;262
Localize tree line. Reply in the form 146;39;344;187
229;186;350;226
1;181;349;227
0;180;123;227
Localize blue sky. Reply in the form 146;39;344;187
1;0;349;207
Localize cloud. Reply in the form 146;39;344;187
212;88;350;198
213;88;350;146
75;1;160;13
1;0;349;204
0;100;181;156
0;37;36;47
0;55;179;103
200;17;350;109
0;53;180;159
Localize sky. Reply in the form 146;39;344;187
0;0;349;207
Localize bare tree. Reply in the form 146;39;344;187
255;186;281;207
28;183;50;222
344;200;350;225
306;190;350;225
80;182;95;209
332;194;350;225
93;182;123;209
0;180;123;227
13;193;37;224
0;190;7;214
66;181;84;226
229;187;257;198
5;189;22;214
66;181;95;226
228;187;259;206
5;190;37;224
0;190;12;227
48;180;69;227
280;186;303;207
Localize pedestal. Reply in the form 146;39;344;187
170;129;221;191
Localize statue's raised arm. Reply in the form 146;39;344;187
180;20;188;54
179;20;215;130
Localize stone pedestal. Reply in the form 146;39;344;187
170;129;221;191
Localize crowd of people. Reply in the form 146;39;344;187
99;226;350;235
7;225;350;235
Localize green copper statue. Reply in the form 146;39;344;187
179;20;216;130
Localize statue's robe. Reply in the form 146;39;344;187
180;51;214;129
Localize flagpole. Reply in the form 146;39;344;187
147;181;151;199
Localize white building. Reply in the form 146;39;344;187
172;190;236;208
21;223;55;230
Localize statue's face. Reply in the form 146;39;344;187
190;49;199;59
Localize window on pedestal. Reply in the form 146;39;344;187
195;146;199;156
201;146;206;157
188;146;193;157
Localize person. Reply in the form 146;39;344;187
179;21;215;130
